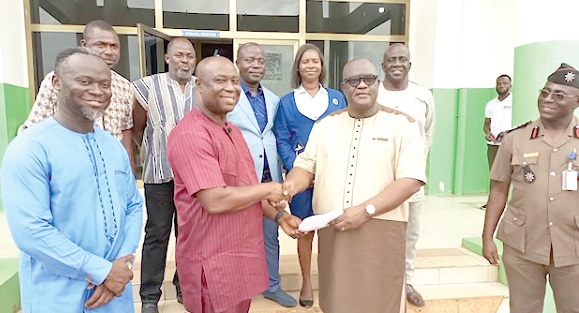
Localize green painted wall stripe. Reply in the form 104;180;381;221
0;82;30;212
455;88;496;194
428;88;495;195
427;89;459;195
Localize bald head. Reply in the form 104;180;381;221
167;37;194;55
165;37;196;84
343;58;378;79
195;57;241;118
341;58;379;117
383;43;410;60
196;56;236;81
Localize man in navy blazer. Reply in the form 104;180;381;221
227;43;297;307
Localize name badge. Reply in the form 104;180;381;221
562;170;578;191
563;149;578;191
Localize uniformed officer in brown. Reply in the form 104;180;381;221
482;63;579;313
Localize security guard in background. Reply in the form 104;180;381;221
482;63;579;313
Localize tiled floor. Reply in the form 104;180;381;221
1;193;511;312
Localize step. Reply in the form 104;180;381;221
412;248;499;286
406;282;509;313
250;284;508;313
131;248;499;303
134;283;508;313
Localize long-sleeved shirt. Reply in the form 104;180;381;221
1;118;143;313
377;81;435;201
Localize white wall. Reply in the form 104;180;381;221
515;0;579;47
427;0;515;89
458;0;515;88
0;0;28;87
408;0;437;88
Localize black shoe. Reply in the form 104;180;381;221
176;284;183;304
299;298;314;307
142;303;159;313
406;284;425;307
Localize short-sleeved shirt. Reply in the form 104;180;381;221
24;71;133;140
293;106;426;222
167;108;268;313
490;117;579;267
377;82;435;201
133;73;196;184
485;94;512;145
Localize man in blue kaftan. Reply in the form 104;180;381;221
0;47;143;313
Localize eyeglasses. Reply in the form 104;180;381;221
342;75;378;87
539;89;578;102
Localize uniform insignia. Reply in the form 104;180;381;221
294;142;304;154
530;126;540;139
332;98;339;105
523;165;535;183
574;126;579;138
524;171;535;183
565;72;576;82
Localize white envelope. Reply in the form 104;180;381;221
298;208;344;232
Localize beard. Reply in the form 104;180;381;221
80;106;105;121
175;69;193;81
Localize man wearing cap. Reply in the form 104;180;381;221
482;63;579;313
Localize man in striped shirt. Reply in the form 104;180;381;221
132;37;197;313
168;56;302;313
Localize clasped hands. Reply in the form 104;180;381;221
265;181;294;209
85;254;135;309
265;181;306;239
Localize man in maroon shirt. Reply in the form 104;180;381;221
167;56;302;313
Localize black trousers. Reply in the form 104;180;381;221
140;181;180;303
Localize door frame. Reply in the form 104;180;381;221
233;39;299;62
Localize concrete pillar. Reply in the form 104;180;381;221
511;0;579;125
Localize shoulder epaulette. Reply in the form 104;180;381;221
505;121;532;134
378;105;416;123
495;121;532;141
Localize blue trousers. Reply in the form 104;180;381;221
263;216;281;292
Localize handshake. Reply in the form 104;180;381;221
263;181;306;239
265;181;297;210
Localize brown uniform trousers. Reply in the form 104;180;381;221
491;118;579;313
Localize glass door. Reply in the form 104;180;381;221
137;24;173;77
234;39;298;97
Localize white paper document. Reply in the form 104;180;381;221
298;208;344;232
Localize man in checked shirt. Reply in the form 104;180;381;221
20;20;134;169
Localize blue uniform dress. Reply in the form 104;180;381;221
273;88;347;219
1;118;143;313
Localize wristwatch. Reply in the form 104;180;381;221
274;210;287;224
364;202;376;216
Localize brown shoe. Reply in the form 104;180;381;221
406;284;425;307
